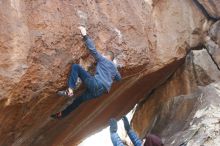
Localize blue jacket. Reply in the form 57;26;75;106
83;35;121;92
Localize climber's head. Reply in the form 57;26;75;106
103;51;115;61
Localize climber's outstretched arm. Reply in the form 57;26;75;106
109;119;125;146
79;26;104;61
122;116;142;146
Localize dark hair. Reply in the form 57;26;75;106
107;51;115;60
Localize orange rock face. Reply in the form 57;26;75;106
0;0;215;145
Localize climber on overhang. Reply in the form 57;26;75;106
109;116;164;146
51;26;121;119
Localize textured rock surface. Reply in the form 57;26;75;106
131;2;220;145
132;48;220;145
131;43;220;145
205;21;220;69
165;83;220;146
198;0;220;19
0;0;218;145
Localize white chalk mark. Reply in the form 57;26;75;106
114;28;122;44
77;10;88;27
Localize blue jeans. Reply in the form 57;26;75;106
111;129;142;146
68;64;91;89
62;64;106;117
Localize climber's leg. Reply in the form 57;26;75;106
52;73;106;119
60;77;106;117
58;64;91;97
51;90;93;119
68;64;91;89
60;89;93;118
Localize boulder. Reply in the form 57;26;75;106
132;48;220;145
0;0;217;145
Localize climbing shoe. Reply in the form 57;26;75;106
57;89;74;98
51;112;62;120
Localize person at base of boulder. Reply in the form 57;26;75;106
109;116;164;146
51;26;121;119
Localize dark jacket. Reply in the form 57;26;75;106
83;35;121;92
